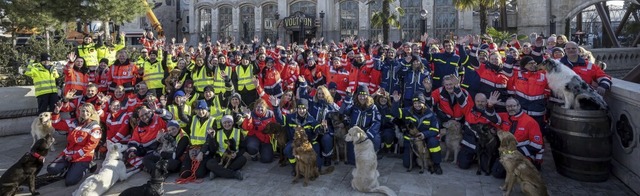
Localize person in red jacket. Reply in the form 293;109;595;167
560;42;612;95
325;57;350;97
64;53;89;96
241;99;276;163
48;103;102;186
104;100;131;144
125;104;173;171
485;93;544;178
431;75;474;123
108;50;138;94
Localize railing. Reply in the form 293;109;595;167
591;47;640;79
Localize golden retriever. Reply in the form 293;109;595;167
346;126;396;196
31;112;56;152
497;130;549;196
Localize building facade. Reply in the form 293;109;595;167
180;0;473;45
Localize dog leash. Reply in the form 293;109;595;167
176;159;203;184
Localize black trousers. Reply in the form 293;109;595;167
206;156;247;179
36;93;59;114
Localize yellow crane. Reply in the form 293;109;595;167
142;0;163;37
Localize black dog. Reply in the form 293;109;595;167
1;134;54;196
119;159;169;196
473;124;499;176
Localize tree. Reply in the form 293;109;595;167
368;0;405;44
0;0;60;47
454;0;500;34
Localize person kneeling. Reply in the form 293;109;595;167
203;115;247;180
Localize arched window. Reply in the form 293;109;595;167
368;0;382;41
262;4;278;42
399;0;422;41
240;5;255;43
218;5;233;42
290;1;315;16
198;8;211;42
340;0;359;39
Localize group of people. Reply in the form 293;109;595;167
21;30;611;186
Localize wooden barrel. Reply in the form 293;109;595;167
549;105;612;182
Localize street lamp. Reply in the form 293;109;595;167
493;14;499;30
274;12;280;41
550;15;557;35
319;11;325;39
299;12;304;44
420;9;428;35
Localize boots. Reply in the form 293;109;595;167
291;163;297;176
234;171;244;181
323;157;332;167
434;164;443;175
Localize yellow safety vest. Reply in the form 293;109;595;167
142;60;165;89
24;63;59;96
217;128;241;156
78;44;98;67
208;98;224;120
167;105;192;128
213;66;231;94
176;130;189;143
189;116;215;145
192;67;214;92
236;65;256;91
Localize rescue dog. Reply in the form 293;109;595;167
119;159;169;196
73;141;136;196
164;69;183;94
441;120;463;164
263;122;287;167
541;59;608;110
346;127;397;196
497;131;549;196
327;112;347;164
0;134;54;196
474;124;499;176
156;131;177;155
292;126;319;187
406;123;434;174
31;112;56;152
218;138;237;169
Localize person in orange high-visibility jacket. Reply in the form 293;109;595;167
431;75;474;123
242;99;277;163
96;59;111;92
125;104;173;171
258;57;284;98
108;50;138;94
325;57;350;97
103;100;131;144
48;103;102;186
347;53;377;94
63;53;89;96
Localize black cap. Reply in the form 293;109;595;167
149;50;158;56
356;85;369;96
204;85;214;92
520;56;535;67
40;53;51;62
242;53;251;60
266;57;275;63
328;82;338;90
552;47;564;54
99;58;109;64
412;95;425;104
296;99;308;109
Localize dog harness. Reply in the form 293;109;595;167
29;152;45;162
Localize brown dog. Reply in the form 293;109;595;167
327;112;347;164
263;122;287;167
164;69;183;94
292;126;319;187
497;130;549;196
1;134;54;195
406;124;433;174
441;120;462;163
219;139;238;168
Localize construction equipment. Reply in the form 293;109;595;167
142;0;164;37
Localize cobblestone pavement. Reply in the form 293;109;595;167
0;133;634;196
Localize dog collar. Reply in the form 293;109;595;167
501;150;517;155
356;137;369;144
29;152;45;162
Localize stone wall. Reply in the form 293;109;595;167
591;47;640;78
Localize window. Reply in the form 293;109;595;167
218;5;232;42
262;4;278;42
340;0;359;39
368;0;382;41
240;5;255;43
199;8;211;42
433;0;457;40
290;1;315;16
399;0;422;41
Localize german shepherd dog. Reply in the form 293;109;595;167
0;134;54;196
292;126;320;187
406;123;434;174
263;122;287;167
497;130;549;196
218;138;237;169
119;159;169;196
327;112;347;164
473;124;500;176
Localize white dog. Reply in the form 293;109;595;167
72;141;137;196
541;59;608;110
345;127;396;196
31;112;56;151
